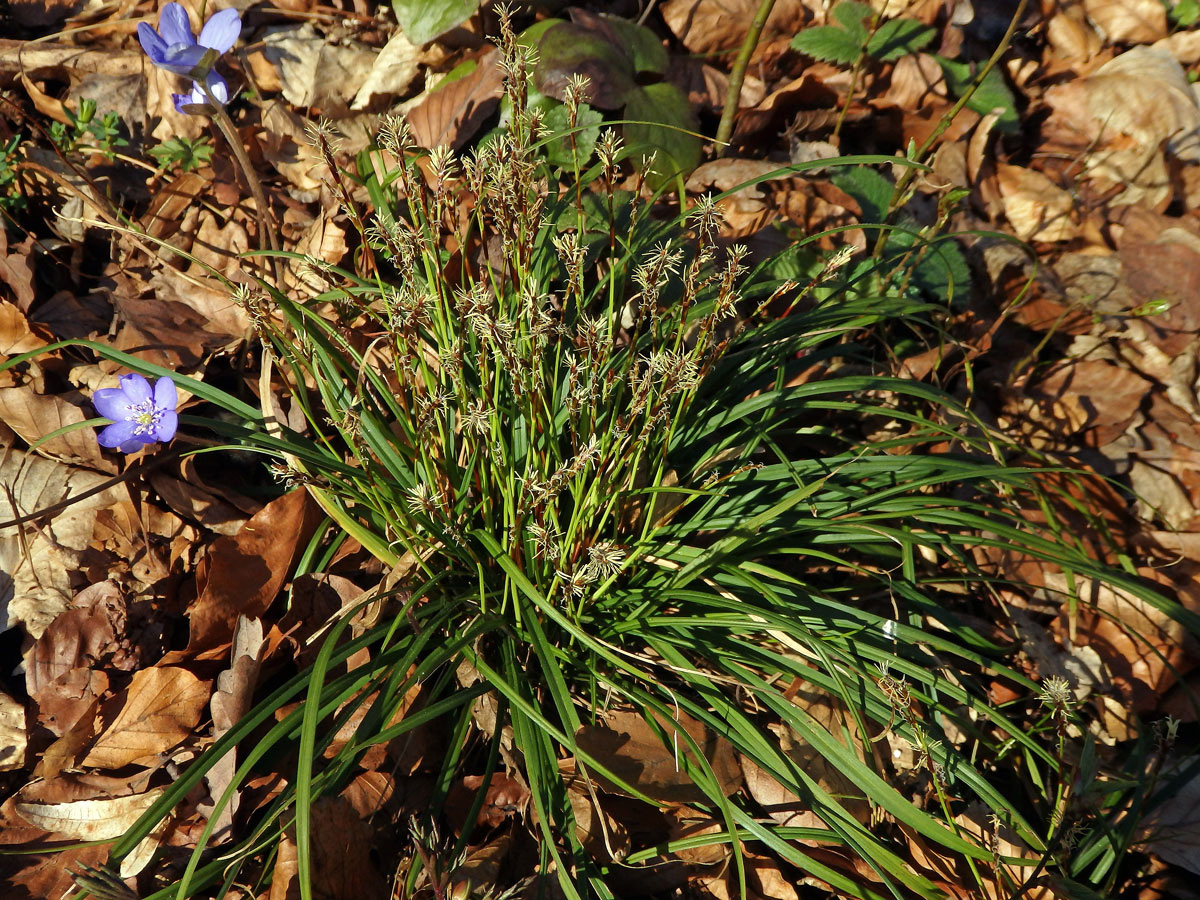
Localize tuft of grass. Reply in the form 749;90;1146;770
5;8;1193;899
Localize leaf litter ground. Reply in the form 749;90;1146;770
1;1;1200;898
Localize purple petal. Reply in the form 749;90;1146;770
159;42;209;75
154;376;178;413
119;372;153;404
198;7;241;54
93;387;137;422
98;420;138;448
155;410;179;442
174;79;213;113
205;69;230;104
137;22;168;64
158;3;195;48
117;438;154;453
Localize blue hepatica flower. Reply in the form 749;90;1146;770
137;3;241;113
173;70;230;112
93;373;178;453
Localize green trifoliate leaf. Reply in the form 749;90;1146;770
624;83;702;187
832;166;895;224
867;17;936;61
791;25;863;64
392;0;479;45
831;1;873;40
936;55;1020;133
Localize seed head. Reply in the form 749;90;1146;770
596;129;622;171
528;522;560;561
406;483;438;517
584;542;625;580
821;245;854;279
1037;676;1073;718
563;74;591;120
378;115;411;157
427;145;458;187
691;194;725;239
304;116;341;153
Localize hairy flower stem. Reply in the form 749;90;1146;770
714;0;777;152
202;83;281;282
874;0;1029;256
831;8;885;142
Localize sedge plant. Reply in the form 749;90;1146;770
6;7;1196;899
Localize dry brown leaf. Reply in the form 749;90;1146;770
141;171;208;248
451;833;512;899
211;616;266;734
686;158;787;238
746;853;800;900
37;692;103;780
107;271;245;369
261;24;380;110
277;573;364;665
147;471;251;536
1053;251;1134;317
0;381;111;469
0;41;142;82
661;0;809;55
1153;29;1200;65
1116;224;1200;357
741;754;822;832
268;797;388;900
686;158;788;195
731;72;838;143
900;801;1057;899
183;489;321;656
1010;607;1105;701
740;682;872;833
1046;10;1102;63
25;580;128;697
1046;569;1200;712
146;62;206;143
1083;0;1167;44
574;708;742;805
883;52;947;111
451;771;530;830
287;208;348;293
14;784;167;840
668;812;728;868
1;842;112;900
261;101;326;193
31;671;109;770
1138;757;1200;873
91;496;193;589
82;666;210;769
564;779;629;861
692;62;766;113
995;164;1080;243
188;211;251;280
1129;459;1195;531
200;615;265;842
340;770;396;820
406;47;503;151
1045;47;1200;207
1029;359;1150;447
0;229;36;312
0;691;26;772
351;29;422;110
1;450;124;638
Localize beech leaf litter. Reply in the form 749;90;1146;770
2;0;1200;898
